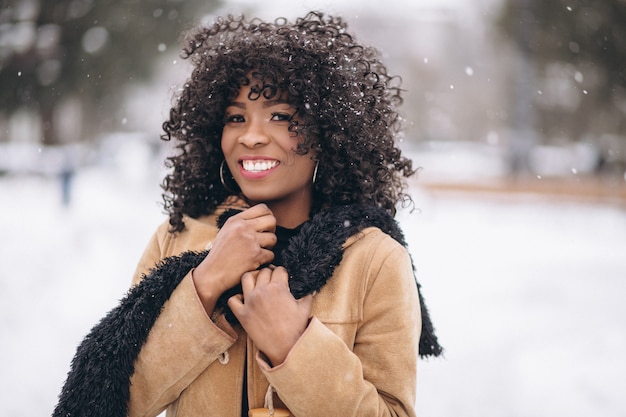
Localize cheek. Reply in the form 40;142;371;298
220;131;233;155
283;146;313;169
293;155;316;177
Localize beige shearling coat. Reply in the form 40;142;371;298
127;202;422;417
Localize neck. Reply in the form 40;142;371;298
262;190;312;228
267;200;310;228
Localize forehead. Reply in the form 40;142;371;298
230;83;292;105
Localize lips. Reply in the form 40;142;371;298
241;159;279;172
237;158;280;180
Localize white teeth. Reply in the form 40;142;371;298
242;160;278;172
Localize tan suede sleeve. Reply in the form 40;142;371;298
125;215;240;416
258;237;421;417
127;272;238;417
131;222;169;287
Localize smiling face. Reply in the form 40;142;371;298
221;83;317;227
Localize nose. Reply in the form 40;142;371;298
238;120;270;148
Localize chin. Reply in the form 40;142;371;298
239;191;275;205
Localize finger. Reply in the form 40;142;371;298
240;203;272;219
296;294;313;318
258;248;275;266
241;204;276;232
270;266;289;283
227;293;244;313
255;268;273;286
298;294;314;310
241;271;258;294
229;293;244;304
223;208;273;232
250;214;277;233
258;231;277;249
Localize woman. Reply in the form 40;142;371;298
54;11;441;417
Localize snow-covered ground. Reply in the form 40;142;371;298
1;158;625;416
402;188;626;417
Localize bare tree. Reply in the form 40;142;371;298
0;0;220;145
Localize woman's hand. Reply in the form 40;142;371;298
228;267;313;366
193;204;277;313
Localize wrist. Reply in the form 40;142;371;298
191;269;222;314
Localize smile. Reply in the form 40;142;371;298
241;160;279;172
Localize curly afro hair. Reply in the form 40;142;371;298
161;11;416;232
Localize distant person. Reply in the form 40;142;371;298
53;11;442;417
59;145;77;206
59;167;73;206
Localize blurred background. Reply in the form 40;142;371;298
1;0;625;416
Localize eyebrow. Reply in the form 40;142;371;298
227;99;290;109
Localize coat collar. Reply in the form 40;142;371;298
220;204;442;358
53;203;441;417
217;204;409;298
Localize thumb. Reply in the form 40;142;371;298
228;293;245;315
298;294;313;312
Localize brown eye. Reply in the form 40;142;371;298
225;114;245;123
270;113;291;122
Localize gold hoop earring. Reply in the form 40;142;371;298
220;160;239;194
312;161;319;185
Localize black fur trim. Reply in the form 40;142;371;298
217;204;443;357
53;204;442;417
52;251;206;417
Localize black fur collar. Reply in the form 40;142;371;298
53;204;441;417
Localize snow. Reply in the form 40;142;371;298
1;156;625;416
401;189;626;417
